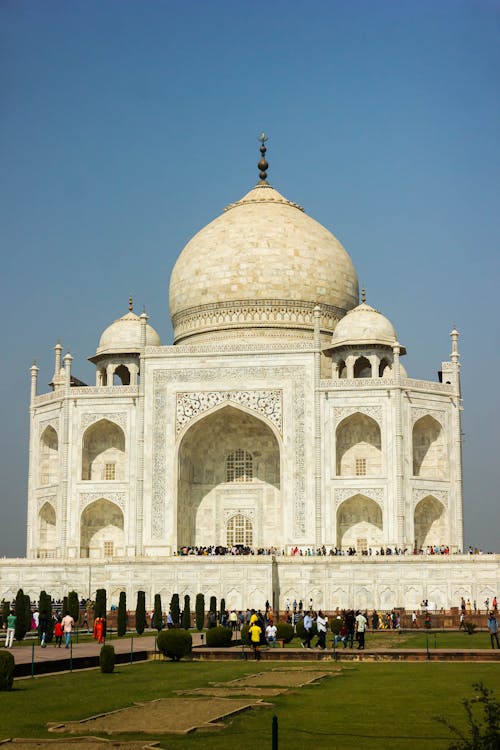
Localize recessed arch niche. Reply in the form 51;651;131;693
337;494;383;550
412;415;447;478
80;498;124;558
177;405;281;548
39;426;58;486
414;495;447;549
38;501;56;553
336;412;382;476
81;419;125;481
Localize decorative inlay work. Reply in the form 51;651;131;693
37;495;56;511
34;391;64;406
411;408;445;425
322;378;453;394
81;412;128;430
334;487;384;506
176;390;282;435
79;492;126;510
148;341;317;354
153;365;306;539
333;406;382;425
412;489;449;507
172;299;344;342
223;508;256;523
402;379;453;394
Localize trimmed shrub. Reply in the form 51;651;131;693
117;592;127;637
276;622;294;643
241;623;249;644
153;594;163;631
195;594;205;631
170;594;180;626
62;596;68;617
95;589;107;619
0;651;15;690
205;626;233;647
135;591;146;635
38;591;54;643
14;589;29;641
181;595;191;630
464;621;477;635
99;644;115;673
330;617;343;635
157;629;192;661
68;591;79;623
296;618;317;640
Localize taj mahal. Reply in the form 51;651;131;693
1;139;498;611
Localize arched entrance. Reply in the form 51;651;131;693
38;501;56;556
412;415;447;479
80;498;124;558
177;405;281;548
337;494;383;551
414;495;447;549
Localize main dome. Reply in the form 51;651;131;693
169;181;359;344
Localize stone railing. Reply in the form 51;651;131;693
34;386;139;405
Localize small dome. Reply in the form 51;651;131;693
96;309;161;356
330;302;405;352
169;181;359;343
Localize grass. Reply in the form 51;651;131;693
288;630;494;649
1;659;499;749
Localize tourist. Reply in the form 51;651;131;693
459;611;465;630
315;611;328;649
493;596;498;612
302;611;313;648
487;611;499;649
411;611;417;628
248;618;262;660
61;611;74;648
5;609;16;648
93;614;106;644
54;615;63;647
265;620;277;647
355;610;367;650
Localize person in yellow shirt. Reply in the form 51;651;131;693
248;620;262;660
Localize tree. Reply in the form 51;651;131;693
38;590;54;644
135;591;146;635
117;591;127;637
95;589;107;619
68;591;80;623
195;593;205;631
14;589;29;641
62;596;68;616
181;595;191;630
170;594;180;626
436;682;499;749
220;597;226;618
153;594;163;631
2;600;10;628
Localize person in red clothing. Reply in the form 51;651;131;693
54;615;63;647
93;615;106;644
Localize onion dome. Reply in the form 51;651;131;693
169;138;359;344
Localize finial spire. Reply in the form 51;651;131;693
258;132;269;183
129;295;134;312
361;287;366;304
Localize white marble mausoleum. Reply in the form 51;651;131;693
1;142;498;611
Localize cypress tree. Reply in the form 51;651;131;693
117;591;127;637
2;599;10;628
220;597;226;618
181;594;191;630
170;593;180;625
68;591;80;623
38;591;54;644
209;595;217;614
135;591;146;635
195;593;205;631
153;594;163;631
95;589;107;618
62;596;68;616
14;589;29;641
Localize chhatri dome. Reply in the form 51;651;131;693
330;297;406;353
95;298;161;356
169;136;359;344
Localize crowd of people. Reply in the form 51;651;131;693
176;544;493;557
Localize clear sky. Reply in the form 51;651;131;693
1;0;499;556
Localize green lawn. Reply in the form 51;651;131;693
288;630;493;649
1;660;499;749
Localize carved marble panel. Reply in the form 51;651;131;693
176;390;282;435
411;408;446;425
412;488;449;507
81;412;128;430
79;492;126;510
334;487;384;506
37;495;56;511
333;406;382;425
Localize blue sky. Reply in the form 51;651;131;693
1;0;499;556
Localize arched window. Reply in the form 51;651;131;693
226;449;253;482
354;356;371;378
113;365;130;385
337;359;347;379
379;358;391;377
39;426;58;486
226;514;253;546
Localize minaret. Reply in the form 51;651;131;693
393;339;405;546
26;360;40;555
313;306;322;546
450;326;464;551
30;359;39;405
